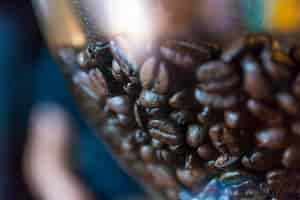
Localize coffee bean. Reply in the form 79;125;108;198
255;128;290;150
88;68;109;100
291;121;300;136
110;36;148;76
186;124;207;148
116;114;134;127
196;61;234;83
195;88;239;109
247;99;283;126
165;189;179;200
144;107;166;118
224;110;245;129
246;33;272;51
276;92;299;115
261;49;292;82
147;164;178;188
112;60;126;82
197;144;218;160
209;123;227;154
169;89;196;109
282;144;300;169
140;145;156;163
148;119;182;145
151;139;165;149
293;74;300;98
139;57;170;94
107;96;130;114
134;129;150;145
134;103;146;128
221;37;247;63
214;154;240;169
156;148;176;165
272;49;295;67
176;154;206;188
121;135;138;160
223;128;242;155
290;45;300;64
169;110;194;126
242;150;280;171
198;75;240;94
242;56;272;100
77;41;111;68
160;40;213;68
138;90;167;108
197;106;216;125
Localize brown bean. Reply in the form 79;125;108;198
247;99;283;126
242;56;272;100
276;92;299;115
242;150;280;171
138;90;167;108
282;144;300;169
195;88;239;109
140;145;156;163
197;144;218;160
293;74;300;98
148;119;182;145
106;96;130;114
186;124;207;148
196;61;234;83
209;124;227;154
255;128;290;150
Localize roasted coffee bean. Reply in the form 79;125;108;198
140;145;156;163
223;128;243;155
134;103;146;128
255;128;290;150
290;45;300;64
197;106;216;125
73;70;108;102
148;119;182;145
221;37;247;63
293;74;300;98
224;110;244;129
160;40;213;68
169;144;187;155
242;150;280;171
116;114;135;127
156;148;177;165
147;164;178;188
214;154;240;169
169;89;196;109
110;36;144;76
242;56;272;100
134;129;150;145
140;57;170;94
198;75;240;94
77;41;111;68
291;121;300;136
272;49;295;67
282;144;300;169
195;88;239;109
138;90;167;108
121;135;138;161
276;92;299;115
106;96;130;114
144;107;166;118
247;99;283;126
186;124;207;148
176;167;206;188
196;61;234;83
209;123;227;154
176;154;206;188
197;144;218;160
246;33;272;51
112;60;126;82
169;110;194;126
165;189;179;200
265;170;300;200
151;139;165;149
123;81;141;98
261;49;292;82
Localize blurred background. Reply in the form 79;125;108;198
0;1;144;199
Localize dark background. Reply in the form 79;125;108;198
0;1;143;199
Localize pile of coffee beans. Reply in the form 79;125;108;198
61;34;300;199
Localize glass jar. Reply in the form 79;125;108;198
33;0;300;199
